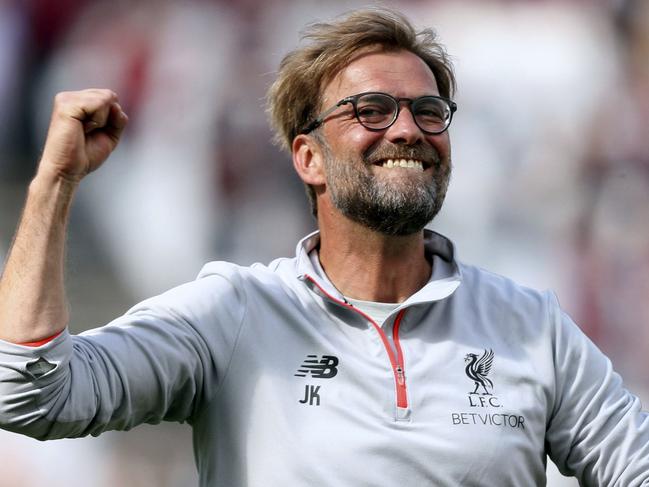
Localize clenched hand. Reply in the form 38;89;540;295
39;89;129;183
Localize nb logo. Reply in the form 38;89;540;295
294;354;339;379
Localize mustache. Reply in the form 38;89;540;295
363;143;441;167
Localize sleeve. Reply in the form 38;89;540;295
545;292;649;486
0;271;247;440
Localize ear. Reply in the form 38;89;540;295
292;134;327;186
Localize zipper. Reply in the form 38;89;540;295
304;275;409;410
392;310;408;408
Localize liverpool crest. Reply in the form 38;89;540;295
464;349;494;395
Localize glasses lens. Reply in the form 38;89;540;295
355;93;397;129
413;97;451;133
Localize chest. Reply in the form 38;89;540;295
202;301;552;485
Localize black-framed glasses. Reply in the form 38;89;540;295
300;91;457;135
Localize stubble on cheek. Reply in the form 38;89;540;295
319;135;452;235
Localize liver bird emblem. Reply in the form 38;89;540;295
464;349;494;395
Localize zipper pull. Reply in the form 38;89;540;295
396;365;405;385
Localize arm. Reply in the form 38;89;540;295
0;270;246;439
545;294;649;485
0;93;244;437
0;89;128;343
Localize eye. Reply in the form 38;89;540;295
356;96;394;124
415;103;446;121
357;104;391;119
416;100;451;129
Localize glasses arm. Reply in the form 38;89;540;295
300;98;352;134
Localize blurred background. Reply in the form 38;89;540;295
0;0;647;485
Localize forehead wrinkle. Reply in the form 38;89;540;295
323;50;440;106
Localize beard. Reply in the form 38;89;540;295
322;140;451;236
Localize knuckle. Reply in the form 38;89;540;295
53;91;71;105
97;88;117;101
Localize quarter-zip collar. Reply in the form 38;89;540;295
296;229;462;308
295;229;462;420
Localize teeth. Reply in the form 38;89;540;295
381;159;423;171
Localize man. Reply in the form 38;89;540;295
0;8;647;486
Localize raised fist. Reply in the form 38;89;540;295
39;89;129;183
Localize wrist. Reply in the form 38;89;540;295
18;329;65;347
26;168;79;227
29;167;80;198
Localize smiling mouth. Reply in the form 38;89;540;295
376;158;426;171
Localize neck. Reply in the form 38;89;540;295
317;214;431;303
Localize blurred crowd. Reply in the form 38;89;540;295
0;0;647;485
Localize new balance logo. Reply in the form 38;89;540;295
294;354;339;379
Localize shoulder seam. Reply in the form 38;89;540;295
210;273;250;402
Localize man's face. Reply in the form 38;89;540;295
317;49;452;236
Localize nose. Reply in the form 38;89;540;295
383;104;425;145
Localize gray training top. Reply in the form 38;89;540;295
1;230;648;486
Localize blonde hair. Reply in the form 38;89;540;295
266;7;456;215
